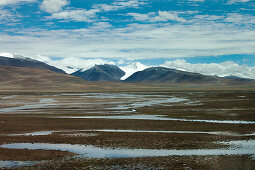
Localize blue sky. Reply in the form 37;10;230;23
0;0;255;78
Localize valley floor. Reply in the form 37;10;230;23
0;88;254;169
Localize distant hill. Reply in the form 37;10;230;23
0;65;85;91
72;64;125;82
125;67;219;83
224;75;254;82
0;55;65;74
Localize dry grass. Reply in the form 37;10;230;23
0;90;254;169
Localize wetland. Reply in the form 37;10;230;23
0;90;254;169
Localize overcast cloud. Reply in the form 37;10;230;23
0;0;255;79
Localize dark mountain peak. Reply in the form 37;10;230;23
0;55;66;74
125;66;218;83
71;64;125;82
145;66;181;73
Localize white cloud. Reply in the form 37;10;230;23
0;1;36;25
227;0;251;4
120;62;148;80
128;11;186;22
0;8;14;21
47;9;99;22
94;0;145;12
47;0;146;22
0;0;35;6
40;0;69;13
163;59;255;79
0;8;24;25
1;10;255;61
193;15;224;21
224;13;255;24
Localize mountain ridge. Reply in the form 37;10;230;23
124;66;220;83
71;64;125;82
0;65;86;91
0;55;66;74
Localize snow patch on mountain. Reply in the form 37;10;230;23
0;52;28;60
0;52;15;58
120;62;148;80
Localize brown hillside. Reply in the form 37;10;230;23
0;65;88;91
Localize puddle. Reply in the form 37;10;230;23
24;131;56;136
1;95;18;99
0;129;247;137
39;99;56;103
85;129;246;136
131;98;187;108
108;97;187;110
1;140;255;159
0;103;57;113
52;114;255;124
0;131;56;137
0;160;35;168
83;93;169;99
62;133;99;137
185;101;203;106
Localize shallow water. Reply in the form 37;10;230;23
107;97;187;110
1;140;255;159
1;95;18;99
1;129;242;137
81;129;241;136
0;93;188;114
39;99;56;103
52;114;255;124
0;103;57;113
0;160;34;168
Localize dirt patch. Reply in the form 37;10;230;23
21;155;255;169
0;148;75;161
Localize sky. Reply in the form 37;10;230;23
0;0;255;79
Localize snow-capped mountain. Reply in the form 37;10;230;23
120;62;148;80
71;64;125;82
0;53;66;74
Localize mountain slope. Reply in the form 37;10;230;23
72;64;125;82
224;75;254;82
0;65;85;91
125;67;219;83
0;55;65;74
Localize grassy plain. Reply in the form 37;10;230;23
0;83;254;169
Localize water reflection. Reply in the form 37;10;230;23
0;160;34;168
52;114;255;124
1;140;255;158
1;129;243;137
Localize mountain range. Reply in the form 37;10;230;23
0;54;254;85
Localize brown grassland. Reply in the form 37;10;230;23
0;72;255;169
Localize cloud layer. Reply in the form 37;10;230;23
128;11;186;22
40;0;69;13
0;0;35;6
162;59;255;79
